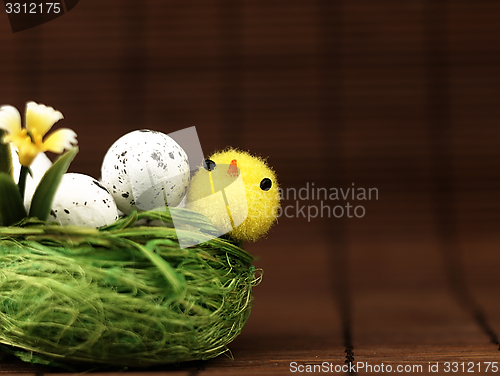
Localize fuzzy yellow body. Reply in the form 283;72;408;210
186;148;280;242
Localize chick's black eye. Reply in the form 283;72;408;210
203;159;216;171
260;178;272;191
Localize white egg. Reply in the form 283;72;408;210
48;173;119;228
10;145;52;211
100;129;190;214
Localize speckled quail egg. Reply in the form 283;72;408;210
10;144;52;211
48;173;119;228
100;129;190;215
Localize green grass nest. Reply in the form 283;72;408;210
0;209;260;368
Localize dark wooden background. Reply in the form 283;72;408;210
0;1;499;374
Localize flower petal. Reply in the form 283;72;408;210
25;101;64;138
42;128;78;153
0;105;22;135
9;133;39;166
3;129;29;147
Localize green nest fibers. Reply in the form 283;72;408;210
0;209;260;368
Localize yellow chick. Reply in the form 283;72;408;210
186;148;280;242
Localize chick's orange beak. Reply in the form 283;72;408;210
227;159;238;177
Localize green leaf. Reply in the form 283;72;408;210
0;131;13;178
29;147;78;221
0;172;27;226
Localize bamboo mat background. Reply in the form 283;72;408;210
0;1;499;374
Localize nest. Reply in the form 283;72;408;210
0;209;261;368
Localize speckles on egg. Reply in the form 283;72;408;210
101;130;190;214
150;151;167;170
48;173;120;228
93;180;108;191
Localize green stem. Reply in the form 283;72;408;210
0;130;13;178
18;166;29;200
